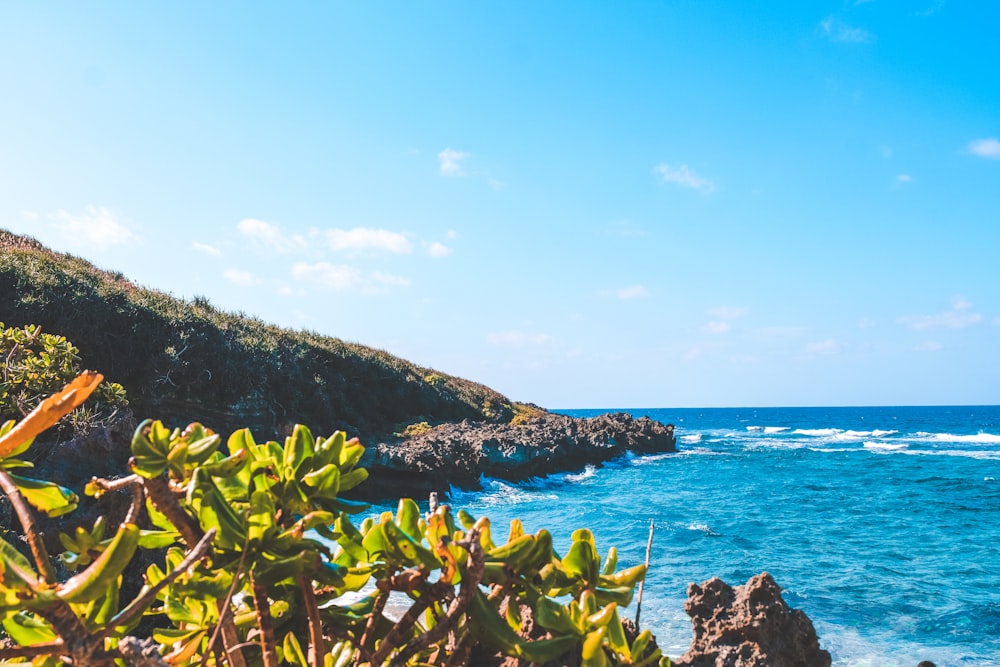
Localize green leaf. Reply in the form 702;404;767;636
2;611;56;646
8;474;78;517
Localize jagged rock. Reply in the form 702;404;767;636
358;412;676;499
672;572;831;667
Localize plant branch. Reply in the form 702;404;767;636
0;468;56;583
251;572;279;667
298;572;325;667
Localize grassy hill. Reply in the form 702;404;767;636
0;229;517;440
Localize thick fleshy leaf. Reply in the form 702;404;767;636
8;473;78;517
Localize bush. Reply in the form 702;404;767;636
0;375;667;667
0;322;127;430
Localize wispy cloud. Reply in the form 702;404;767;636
601;285;649;300
237;218;308;253
53;206;137;247
192;241;222;257
372;272;410;287
704;306;748;334
653;163;716;193
223;268;259;286
426;241;453;258
820;16;874;43
968;138;1000;159
900;297;983;330
291;262;363;291
913;341;943;352
704;321;732;335
326;227;412;254
487;330;551;347
896;173;912;183
438;148;469;176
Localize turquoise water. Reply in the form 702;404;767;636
393;406;1000;667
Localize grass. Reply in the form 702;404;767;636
0;229;517;440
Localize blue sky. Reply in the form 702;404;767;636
2;1;998;408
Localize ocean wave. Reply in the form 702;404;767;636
449;479;559;506
932;432;1000;444
872;429;898;437
863;441;908;451
746;426;763;432
632;452;675;464
793;428;843;437
686;523;721;536
764;426;790;434
680;434;703;443
563;464;597;482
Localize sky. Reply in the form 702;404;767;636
1;1;998;409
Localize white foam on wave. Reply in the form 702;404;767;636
451;479;558;507
872;429;898;437
764;426;790;434
932;432;1000;444
899;448;1000;461
564;464;597;482
746;425;764;432
863;441;908;452
680;434;703;443
793;428;843;437
632;452;675;465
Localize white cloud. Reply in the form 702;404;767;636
445;230;459;240
487;177;507;191
326;227;412;254
653;163;716;193
426;241;453;258
600;285;648;300
754;326;805;340
372;272;410;287
704;321;731;335
438;148;469;176
53;206;137;247
968;138;1000;159
913;341;943;353
223;269;259;286
900;297;983;330
237;218;308;253
896;173;912;183
487;331;551;347
820;16;874;43
291;262;363;291
192;241;222;257
806;339;842;355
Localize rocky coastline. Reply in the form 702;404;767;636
358;411;677;499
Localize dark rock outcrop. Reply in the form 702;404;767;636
358;412;676;499
672;573;831;667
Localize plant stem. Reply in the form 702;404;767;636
251;572;280;667
0;468;56;583
635;519;655;627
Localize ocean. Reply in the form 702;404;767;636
412;406;1000;667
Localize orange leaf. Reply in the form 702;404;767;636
0;371;104;458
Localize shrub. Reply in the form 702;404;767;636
0;374;667;667
0;322;127;430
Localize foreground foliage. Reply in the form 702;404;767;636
0;375;667;666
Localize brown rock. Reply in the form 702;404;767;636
672;572;831;667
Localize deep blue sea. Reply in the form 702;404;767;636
378;406;1000;667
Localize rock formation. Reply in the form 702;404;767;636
672;572;831;667
359;411;676;498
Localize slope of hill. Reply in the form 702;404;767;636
0;229;515;440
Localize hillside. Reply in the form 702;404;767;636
0;229;516;440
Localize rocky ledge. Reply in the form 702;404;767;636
672;572;831;667
357;411;676;500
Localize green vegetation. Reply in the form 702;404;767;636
0;230;516;440
510;402;543;427
0;375;668;666
0;322;128;432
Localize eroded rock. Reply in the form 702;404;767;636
672;572;831;667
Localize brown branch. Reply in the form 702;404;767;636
389;530;484;667
298;573;325;667
357;579;391;663
251;572;279;667
369;578;452;665
99;528;216;640
199;534;250;667
0;641;66;660
137;467;204;546
0;468;56;583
